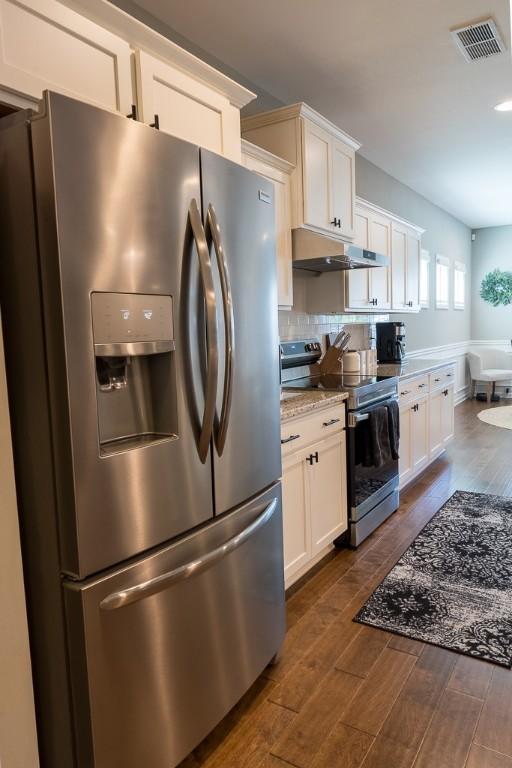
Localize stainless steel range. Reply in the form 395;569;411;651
281;338;400;547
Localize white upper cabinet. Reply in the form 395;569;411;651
391;223;408;310
307;197;424;314
303;120;332;232
406;229;421;311
242;140;294;308
330;137;355;240
345;203;391;311
0;0;133;112
391;220;423;311
135;50;246;161
368;212;391;309
241;102;360;242
0;0;255;160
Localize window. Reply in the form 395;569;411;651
453;261;466;310
419;249;430;308
436;254;450;309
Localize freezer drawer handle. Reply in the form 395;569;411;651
99;497;279;611
205;203;235;457
189;199;219;463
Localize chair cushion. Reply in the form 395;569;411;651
480;368;512;381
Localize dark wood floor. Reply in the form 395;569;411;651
181;399;512;768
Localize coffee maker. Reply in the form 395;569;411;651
376;321;406;363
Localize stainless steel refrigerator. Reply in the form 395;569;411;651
0;92;285;768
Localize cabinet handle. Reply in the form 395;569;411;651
126;104;138;120
400;390;411;396
150;114;160;129
337;218;342;228
407;301;413;307
447;373;453;377
281;434;300;444
330;218;338;226
306;451;319;465
434;378;441;383
418;383;426;388
323;418;340;427
412;403;419;412
443;389;449;396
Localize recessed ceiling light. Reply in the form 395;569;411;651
494;100;512;112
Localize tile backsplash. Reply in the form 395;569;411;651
279;272;389;351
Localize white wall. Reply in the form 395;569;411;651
0;320;39;768
471;225;512;341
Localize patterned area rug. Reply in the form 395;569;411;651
355;491;512;666
478;406;512;431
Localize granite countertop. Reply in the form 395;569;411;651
280;390;348;422
378;358;456;381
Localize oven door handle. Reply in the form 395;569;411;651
348;412;369;428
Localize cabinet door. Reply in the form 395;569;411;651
429;389;444;459
441;386;455;445
242;151;293;308
308;434;348;556
411;399;429;473
369;214;391;309
281;450;311;584
406;230;421;311
399;404;413;488
135;50;242;161
302;120;332;233
330;137;355;240
391;223;407;310
346;209;371;309
0;0;133;113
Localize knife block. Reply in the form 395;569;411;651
318;345;344;375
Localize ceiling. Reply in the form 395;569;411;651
124;0;511;229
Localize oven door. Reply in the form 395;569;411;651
347;400;399;522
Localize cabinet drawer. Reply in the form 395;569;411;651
281;404;345;456
399;375;429;404
429;365;456;391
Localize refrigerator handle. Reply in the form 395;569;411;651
99;497;278;611
189;199;219;463
205;203;235;457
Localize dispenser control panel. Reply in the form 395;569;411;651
91;293;173;344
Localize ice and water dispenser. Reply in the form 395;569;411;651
92;293;178;455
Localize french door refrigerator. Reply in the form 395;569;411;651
0;92;284;768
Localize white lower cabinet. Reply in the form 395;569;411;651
441;385;455;444
398;403;413;487
411;398;429;474
399;366;456;489
281;449;311;582
309;433;347;556
281;405;348;588
429;387;444;460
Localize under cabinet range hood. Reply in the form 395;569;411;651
292;228;389;273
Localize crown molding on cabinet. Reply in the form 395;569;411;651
62;0;256;109
241;139;295;174
241;102;362;151
356;196;425;236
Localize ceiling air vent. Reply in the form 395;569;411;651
451;19;504;62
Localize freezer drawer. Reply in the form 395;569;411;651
64;483;285;768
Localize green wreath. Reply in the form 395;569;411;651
480;269;512;307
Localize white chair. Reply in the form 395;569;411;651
467;348;512;402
